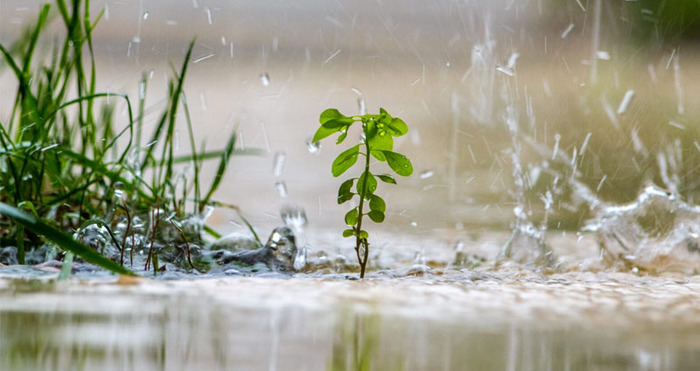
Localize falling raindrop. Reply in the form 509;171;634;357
260;73;270;86
272;152;286;177
142;11;149;20
275;182;287;198
561;23;574;39
357;97;366;115
199;92;207;111
419;170;434;179
410;221;418;227
132;36;141;43
194;53;215;64
596;51;611;60
205;7;212;24
496;65;514;76
617;90;635;115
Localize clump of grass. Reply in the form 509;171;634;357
0;0;256;274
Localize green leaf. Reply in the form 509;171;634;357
377;174;397;184
332;144;360;177
370;150;386;161
0;203;135;276
368;132;393;161
336;130;348;144
338;179;355;204
378;108;392;125
369;194;386;213
342;229;354;238
322;118;352;129
364;119;378;141
368;210;385;223
356;171;377;197
315;108;354;142
382;151;413;176
320;108;346;124
313;125;340;142
387;117;408;136
359;230;369;239
345;208;359;226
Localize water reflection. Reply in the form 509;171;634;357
2;276;700;370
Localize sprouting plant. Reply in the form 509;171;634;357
312;108;413;278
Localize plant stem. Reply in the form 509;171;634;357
355;132;372;278
16;225;25;265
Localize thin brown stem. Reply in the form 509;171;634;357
120;199;131;267
145;203;159;270
355;128;372;279
170;220;195;270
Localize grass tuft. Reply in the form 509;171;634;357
0;0;255;274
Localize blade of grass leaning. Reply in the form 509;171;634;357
182;91;201;213
200;131;237;213
170;148;263;164
207;200;261;244
58;252;74;280
160;40;196;199
0;203;135;276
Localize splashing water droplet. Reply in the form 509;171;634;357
410;221;418;227
275;181;287;198
142;11;149;20
357;97;366;115
280;205;309;271
306;138;321;154
205;7;212;24
281;204;307;230
132;36;141;43
419;170;434;179
272;152;286;177
260;73;270;86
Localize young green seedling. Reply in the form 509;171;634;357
312;107;413;278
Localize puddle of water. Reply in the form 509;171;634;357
2;273;700;370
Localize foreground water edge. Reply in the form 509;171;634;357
1;268;700;370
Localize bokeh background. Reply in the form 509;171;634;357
2;0;699;241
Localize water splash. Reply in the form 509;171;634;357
497;72;554;268
306;138;321;154
584;185;700;273
280;204;308;270
526;132;700;273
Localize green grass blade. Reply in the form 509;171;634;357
22;3;51;72
182;91;201;213
0;203;135;276
169;148;263;165
58;252;74;280
200;131;237;212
